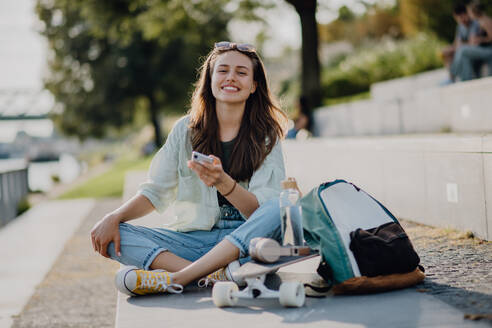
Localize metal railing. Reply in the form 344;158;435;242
0;166;29;227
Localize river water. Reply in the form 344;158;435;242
0;153;83;192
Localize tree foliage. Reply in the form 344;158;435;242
320;0;492;45
320;4;402;44
322;34;444;99
36;0;231;146
399;0;456;42
399;0;492;42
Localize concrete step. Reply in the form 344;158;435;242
123;131;492;240
283;134;492;241
0;199;95;328
370;68;448;101
314;76;492;137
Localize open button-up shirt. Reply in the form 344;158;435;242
138;116;286;232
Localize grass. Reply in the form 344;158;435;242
321;34;444;99
17;197;31;216
323;91;371;107
58;155;153;199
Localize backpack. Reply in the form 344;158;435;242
300;180;423;294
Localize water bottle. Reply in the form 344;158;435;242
279;177;304;246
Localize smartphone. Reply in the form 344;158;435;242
191;151;213;165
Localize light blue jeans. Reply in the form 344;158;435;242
451;45;492;81
107;198;281;270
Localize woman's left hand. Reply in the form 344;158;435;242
187;155;227;187
470;35;481;46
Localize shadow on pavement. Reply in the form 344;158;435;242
124;286;489;327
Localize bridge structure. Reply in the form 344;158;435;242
0;88;53;121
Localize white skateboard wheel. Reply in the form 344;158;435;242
279;281;305;307
212;282;239;307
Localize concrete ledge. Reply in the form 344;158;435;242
314;76;492;137
283;135;491;241
370;68;448;101
123;135;492;241
0;199;95;328
122;171;163;228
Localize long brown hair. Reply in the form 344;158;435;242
468;0;485;17
188;45;287;182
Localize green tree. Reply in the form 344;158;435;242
36;0;230;148
338;5;355;22
399;0;455;42
319;3;402;44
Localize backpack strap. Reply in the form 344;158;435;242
316;260;334;287
303;260;334;297
304;283;332;293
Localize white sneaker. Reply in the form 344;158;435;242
197;260;245;287
115;266;184;296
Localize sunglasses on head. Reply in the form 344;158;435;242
214;41;256;52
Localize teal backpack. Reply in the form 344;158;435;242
300;180;421;289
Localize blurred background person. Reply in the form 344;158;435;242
451;1;492;81
468;0;492;47
442;2;481;83
286;95;312;140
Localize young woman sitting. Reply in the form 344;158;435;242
90;41;288;295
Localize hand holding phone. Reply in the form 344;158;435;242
191;151;214;165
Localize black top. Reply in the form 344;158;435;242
217;137;236;207
478;28;492;46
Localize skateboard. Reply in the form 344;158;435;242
212;251;319;308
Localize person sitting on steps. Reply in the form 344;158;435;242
451;1;492;81
442;2;481;83
90;41;288;296
286;95;312;140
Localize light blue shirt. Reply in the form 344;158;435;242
138;116;286;232
456;20;480;42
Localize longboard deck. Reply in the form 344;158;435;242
234;252;319;279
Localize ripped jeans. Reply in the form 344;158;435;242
107;198;281;270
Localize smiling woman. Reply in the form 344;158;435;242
212;53;256;105
90;41;289;297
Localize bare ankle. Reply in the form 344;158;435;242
171;272;185;286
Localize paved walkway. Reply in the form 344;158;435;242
10;198;120;328
0;199;95;328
